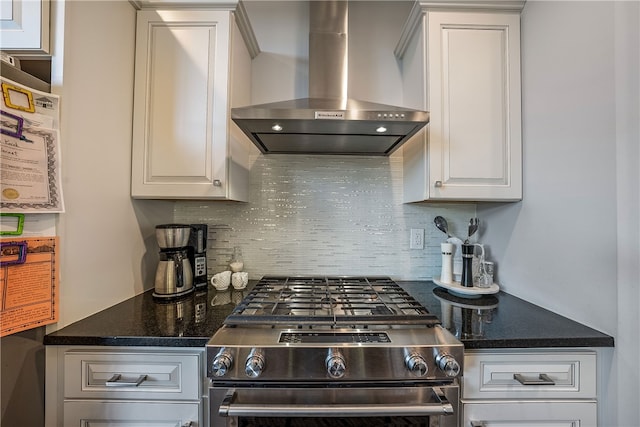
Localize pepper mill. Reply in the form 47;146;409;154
460;243;475;287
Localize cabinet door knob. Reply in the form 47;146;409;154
213;179;222;187
434;180;443;188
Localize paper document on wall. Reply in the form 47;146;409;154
1;77;64;213
0;236;59;337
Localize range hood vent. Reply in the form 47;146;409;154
231;1;429;156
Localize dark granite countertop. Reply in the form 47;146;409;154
43;281;614;349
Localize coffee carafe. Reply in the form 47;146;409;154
153;224;194;299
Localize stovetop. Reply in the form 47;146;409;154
206;276;464;382
223;276;440;328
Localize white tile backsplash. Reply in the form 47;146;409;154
175;154;475;280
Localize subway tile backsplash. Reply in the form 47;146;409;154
175;154;475;281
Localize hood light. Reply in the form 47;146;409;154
376;126;388;133
272;124;283;132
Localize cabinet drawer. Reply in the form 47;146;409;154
464;401;597;426
463;350;596;399
64;400;200;426
64;349;201;400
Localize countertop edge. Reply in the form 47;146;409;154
461;337;615;349
43;336;209;347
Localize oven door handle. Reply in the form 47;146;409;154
219;387;454;418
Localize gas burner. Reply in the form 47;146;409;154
279;287;294;299
372;305;397;315
224;276;439;327
320;297;337;309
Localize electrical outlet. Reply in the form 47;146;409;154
410;228;424;249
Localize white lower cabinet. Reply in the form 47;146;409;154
46;346;205;427
464;402;596;427
64;401;200;426
462;349;598;426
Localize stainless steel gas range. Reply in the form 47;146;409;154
206;276;464;427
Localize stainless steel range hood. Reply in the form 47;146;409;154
231;1;429;156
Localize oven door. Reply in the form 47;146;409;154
210;384;460;427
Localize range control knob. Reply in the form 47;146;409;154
211;348;233;377
435;353;461;377
326;348;346;379
404;350;428;377
245;348;265;378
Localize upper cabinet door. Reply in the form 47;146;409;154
0;0;50;54
131;9;254;200
399;7;522;202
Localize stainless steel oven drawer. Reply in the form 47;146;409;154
210;384;460;427
220;386;454;417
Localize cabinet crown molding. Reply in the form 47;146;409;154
234;1;260;59
128;0;259;58
130;0;241;10
417;0;525;11
394;0;524;59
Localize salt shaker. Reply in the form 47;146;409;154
440;243;454;283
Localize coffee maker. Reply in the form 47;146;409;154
153;224;194;299
187;224;208;290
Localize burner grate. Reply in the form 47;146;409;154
224;276;439;327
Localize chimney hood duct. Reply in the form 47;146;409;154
231;1;429;156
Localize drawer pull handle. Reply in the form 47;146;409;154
513;373;555;385
105;374;148;387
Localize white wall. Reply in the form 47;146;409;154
478;1;640;425
245;1;309;103
49;0;173;329
479;0;618;333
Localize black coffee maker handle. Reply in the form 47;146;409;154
175;252;184;288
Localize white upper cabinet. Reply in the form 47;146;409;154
396;2;523;202
0;0;50;54
131;5;258;200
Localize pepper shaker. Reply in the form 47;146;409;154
460;243;475;287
